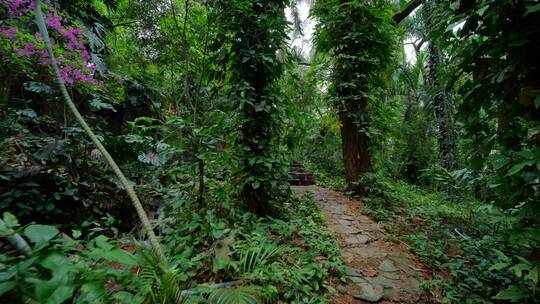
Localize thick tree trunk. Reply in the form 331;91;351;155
339;99;370;195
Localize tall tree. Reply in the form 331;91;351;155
313;0;395;194
424;0;458;170
214;0;288;215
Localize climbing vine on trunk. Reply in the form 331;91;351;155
214;0;288;215
313;0;396;194
424;0;458;171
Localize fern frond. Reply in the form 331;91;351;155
208;286;263;304
237;244;282;274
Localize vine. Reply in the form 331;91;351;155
214;0;289;215
312;0;396;194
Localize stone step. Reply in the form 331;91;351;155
288;162;316;185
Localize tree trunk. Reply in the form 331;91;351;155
339;99;370;195
425;1;458;171
198;157;205;209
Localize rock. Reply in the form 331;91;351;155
383;287;399;300
345;235;370;245
354;223;383;232
379;259;399;272
366;275;398;288
382;271;401;280
345;266;362;277
352;247;388;258
328;206;347;214
353;283;384;302
334;226;362;235
337;285;349;294
366;231;385;241
340;215;355;220
402;277;421;293
338;219;354;226
349;276;368;284
356;215;373;223
388;253;419;277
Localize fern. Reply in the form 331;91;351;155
208;286;263;304
237;244;282;274
138;250;186;304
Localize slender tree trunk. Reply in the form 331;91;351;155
171;0;206;208
198;155;205;208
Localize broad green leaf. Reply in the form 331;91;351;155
511;263;529;277
534;96;540;109
0;281;16;296
524;267;539;284
24;224;59;244
23;81;52;94
476;5;488;16
103;249;137;266
72;229;81;239
78;281;107;303
489;262;509;271
494;249;511;262
2;212;18;228
40;284;75;304
493;285;529;301
449;1;460;10
94;235;114;250
506;160;535;176
525;3;540;16
111;291;143;303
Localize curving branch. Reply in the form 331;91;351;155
34;0;166;262
393;0;422;24
0;218;33;257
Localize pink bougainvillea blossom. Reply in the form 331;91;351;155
2;0;103;88
0;27;17;39
46;15;63;32
7;0;49;17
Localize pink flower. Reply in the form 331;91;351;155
7;0;51;16
81;50;90;61
0;27;16;39
46;15;63;32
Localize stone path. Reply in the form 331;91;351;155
292;185;429;303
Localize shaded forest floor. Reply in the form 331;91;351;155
293;185;431;303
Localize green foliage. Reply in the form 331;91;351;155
0;106;131;229
157;188;343;303
0;220;144;303
312;0;397;191
213;0;290;214
435;0;540;230
207;286;263;304
360;172;539;303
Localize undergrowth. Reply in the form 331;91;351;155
0;186;344;303
359;172;539;304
